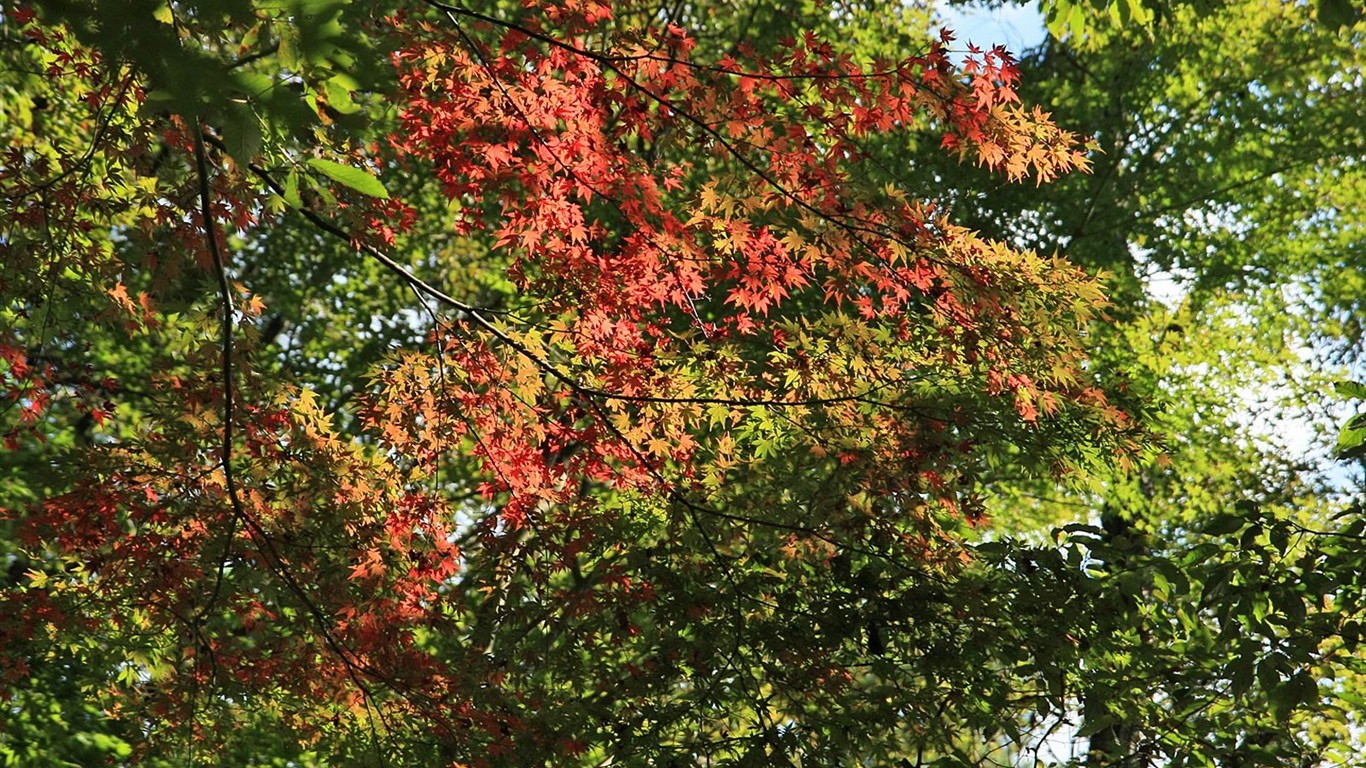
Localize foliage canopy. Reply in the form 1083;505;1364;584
2;0;1365;766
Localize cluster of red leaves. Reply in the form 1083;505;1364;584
385;0;1115;534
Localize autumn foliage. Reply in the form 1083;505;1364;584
1;0;1137;764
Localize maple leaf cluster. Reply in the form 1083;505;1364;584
0;1;1139;765
385;1;1123;530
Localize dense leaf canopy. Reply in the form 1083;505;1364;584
2;0;1364;766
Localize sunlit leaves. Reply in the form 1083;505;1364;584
305;158;389;199
1334;381;1366;460
0;1;1144;766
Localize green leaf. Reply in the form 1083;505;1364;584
1067;5;1087;40
277;26;299;71
1077;713;1118;737
1335;380;1366;400
1316;0;1360;30
1268;671;1317;720
1045;0;1073;39
1336;413;1366;459
232;71;276;100
1229;653;1255;694
322;75;361;115
1107;1;1123;26
282;169;302;209
1204;512;1245;536
306;158;388;199
223;103;263;166
1124;0;1152;25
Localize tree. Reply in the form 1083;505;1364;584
2;0;1364;766
919;0;1366;763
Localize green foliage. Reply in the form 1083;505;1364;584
305;158;388;199
1335;381;1366;460
4;0;1366;766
